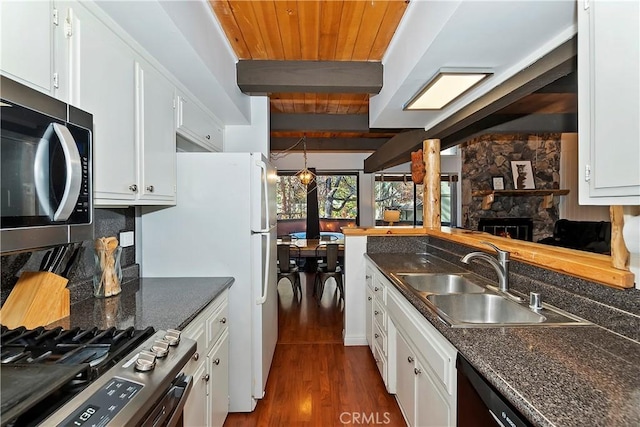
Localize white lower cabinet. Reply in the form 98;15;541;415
365;261;456;427
182;289;229;427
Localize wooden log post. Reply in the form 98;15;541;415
610;205;630;271
422;139;441;228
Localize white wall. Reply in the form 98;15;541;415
270;150;462;227
224;97;270;155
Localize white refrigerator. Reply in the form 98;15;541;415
140;152;278;412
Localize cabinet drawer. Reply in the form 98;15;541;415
372;279;386;303
207;299;229;348
373;342;387;383
373;299;386;332
373;322;386;356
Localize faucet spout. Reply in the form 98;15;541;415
460;241;512;294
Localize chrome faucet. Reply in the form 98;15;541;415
461;242;522;301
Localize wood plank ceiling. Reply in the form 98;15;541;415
209;0;409;151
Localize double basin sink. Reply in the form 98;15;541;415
390;273;591;327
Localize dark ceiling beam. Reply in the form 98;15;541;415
441;113;578;147
364;36;577;172
364;130;429;173
237;60;383;94
271;137;389;152
271;113;370;132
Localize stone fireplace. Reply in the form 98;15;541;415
461;134;561;242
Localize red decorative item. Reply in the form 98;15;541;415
411;149;426;184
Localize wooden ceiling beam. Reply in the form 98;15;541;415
363;130;429;173
363;36;577;172
237;60;383;94
271;137;389;152
271;113;370;132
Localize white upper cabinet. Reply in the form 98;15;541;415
68;2;137;203
176;92;224;152
578;0;640;205
135;60;176;203
1;1;57;97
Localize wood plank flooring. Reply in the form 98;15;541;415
224;273;405;426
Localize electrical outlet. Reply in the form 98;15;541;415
120;231;134;247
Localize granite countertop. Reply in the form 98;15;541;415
366;253;640;427
49;277;234;331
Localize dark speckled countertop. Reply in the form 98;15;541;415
48;277;234;331
366;253;640;427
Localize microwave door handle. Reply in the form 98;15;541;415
34;124;54;219
52;123;82;221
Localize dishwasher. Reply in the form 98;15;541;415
457;354;533;427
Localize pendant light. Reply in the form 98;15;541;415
296;136;315;185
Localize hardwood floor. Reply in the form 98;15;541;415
224;273;405;426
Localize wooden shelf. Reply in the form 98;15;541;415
472;189;570;209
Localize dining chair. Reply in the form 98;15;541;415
313;243;343;305
277;244;302;296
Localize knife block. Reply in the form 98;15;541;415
0;271;70;329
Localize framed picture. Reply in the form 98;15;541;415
491;176;505;190
511;161;535;189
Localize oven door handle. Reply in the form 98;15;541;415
141;373;193;427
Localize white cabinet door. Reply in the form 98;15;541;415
68;2;136;203
176;93;224;152
395;332;416;426
183;360;208;427
135;60;176;203
415;357;452;427
578;0;640;204
366;286;373;352
208;331;229;427
1;1;55;95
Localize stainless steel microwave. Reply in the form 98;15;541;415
1;76;93;254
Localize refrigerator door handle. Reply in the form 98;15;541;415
256;159;270;230
251;225;276;235
256;232;271;305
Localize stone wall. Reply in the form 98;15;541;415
461;134;561;242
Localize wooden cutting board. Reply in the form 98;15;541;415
0;271;70;329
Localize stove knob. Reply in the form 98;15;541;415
151;339;170;358
163;329;181;346
135;350;157;372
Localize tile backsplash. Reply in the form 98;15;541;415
1;208;138;305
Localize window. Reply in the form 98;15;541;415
276;172;358;236
374;174;457;226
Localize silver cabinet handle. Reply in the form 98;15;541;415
220;317;227;324
407;356;414;363
213;358;220;366
129;184;138;192
374;310;379;315
205;134;211;140
193;352;199;361
146;185;154;193
374;333;379;339
202;374;210;382
368;296;372;301
374;287;379;291
414;368;422;375
366;275;372;279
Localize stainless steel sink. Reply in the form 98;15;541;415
392;273;486;295
426;293;546;326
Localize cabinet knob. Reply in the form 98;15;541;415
202;374;210;382
374;310;379;315
366;275;372;279
374;333;379;339
193;352;199;361
205;134;211;140
220;317;227;324
129;184;138;192
367;296;372;301
374;287;379;292
407;356;414;364
146;185;154;193
213;358;221;366
414;367;422;375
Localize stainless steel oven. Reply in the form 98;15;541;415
1;76;93;254
0;326;196;427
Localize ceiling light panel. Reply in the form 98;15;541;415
405;70;492;110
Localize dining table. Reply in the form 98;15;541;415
276;238;345;258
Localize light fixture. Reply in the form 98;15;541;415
404;68;492;110
296;136;315;186
383;209;401;226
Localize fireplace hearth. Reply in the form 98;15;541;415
478;217;533;241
